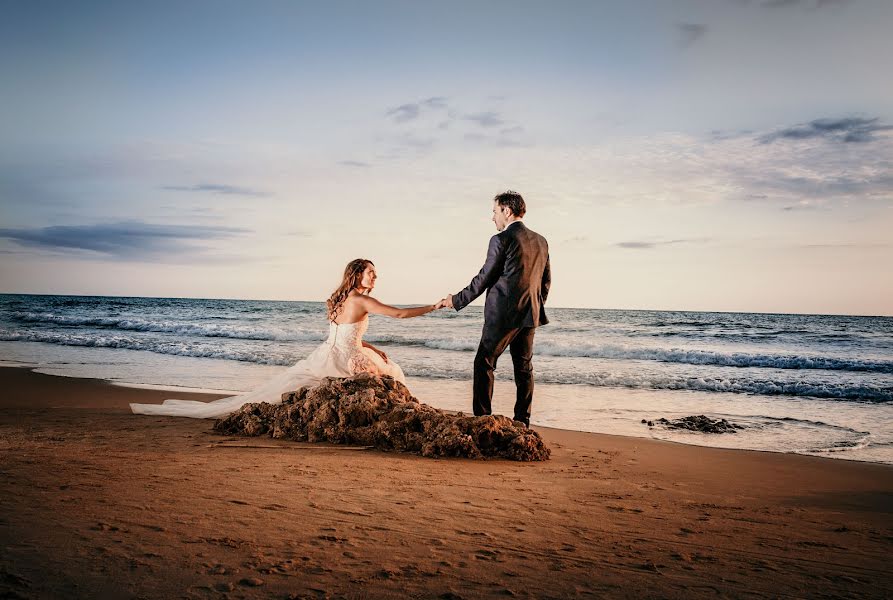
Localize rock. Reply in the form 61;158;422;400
648;414;744;434
238;577;264;587
214;373;550;461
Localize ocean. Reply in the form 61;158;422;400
1;293;891;464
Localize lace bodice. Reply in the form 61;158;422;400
326;315;368;350
326;315;373;374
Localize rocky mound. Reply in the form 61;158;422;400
213;373;550;461
642;415;744;434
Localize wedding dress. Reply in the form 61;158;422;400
130;315;405;419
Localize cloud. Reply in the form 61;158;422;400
562;235;589;244
500;126;525;136
760;0;800;7
800;242;890;248
709;129;752;142
616;238;711;249
749;172;893;199
395;133;436;149
338;160;371;168
378;98;525;154
422;96;448;109
760;0;851;8
463;111;505;128
759;117;893;144
677;23;708;48
782;202;822;211
386;103;421;123
0;221;249;261
162;183;270;197
386;96;449;123
463;130;528;148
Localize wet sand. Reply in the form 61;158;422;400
0;366;890;599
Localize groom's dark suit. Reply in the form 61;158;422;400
452;221;551;426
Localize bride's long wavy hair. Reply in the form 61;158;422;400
327;258;374;321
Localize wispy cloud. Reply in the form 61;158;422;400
463;111;505;128
782;201;824;211
422;96;448;109
799;242;890;248
385;96;449;123
338;160;371;168
766;173;893;198
378;97;526;154
386;103;421;123
562;235;588;244
162;183;271;197
0;221;249;261
616;238;711;249
677;23;707;48
760;0;851;8
760;0;801;8
759;117;893;144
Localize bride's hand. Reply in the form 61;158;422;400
376;348;389;362
434;298;448;309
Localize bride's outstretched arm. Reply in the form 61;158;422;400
359;296;440;319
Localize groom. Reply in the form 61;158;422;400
445;191;551;427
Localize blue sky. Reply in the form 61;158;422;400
1;0;891;315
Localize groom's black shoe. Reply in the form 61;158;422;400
512;417;529;429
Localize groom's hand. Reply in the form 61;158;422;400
445;293;454;309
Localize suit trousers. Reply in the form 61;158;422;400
472;325;536;426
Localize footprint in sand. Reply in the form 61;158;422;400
456;529;492;538
473;549;501;561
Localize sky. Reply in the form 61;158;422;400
1;0;891;316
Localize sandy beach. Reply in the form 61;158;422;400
1;366;891;599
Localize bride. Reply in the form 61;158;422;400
130;259;445;419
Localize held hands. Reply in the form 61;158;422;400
434;294;453;310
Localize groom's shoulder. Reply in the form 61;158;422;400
517;223;548;245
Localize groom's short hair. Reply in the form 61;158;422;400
494;190;526;218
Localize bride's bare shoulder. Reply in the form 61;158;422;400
333;292;370;323
344;291;369;307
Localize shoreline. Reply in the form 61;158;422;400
5;364;890;466
1;365;891;598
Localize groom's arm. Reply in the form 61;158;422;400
452;234;505;312
541;252;551;304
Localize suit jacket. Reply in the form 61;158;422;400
453;221;551;330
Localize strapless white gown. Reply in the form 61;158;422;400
129;315;405;419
